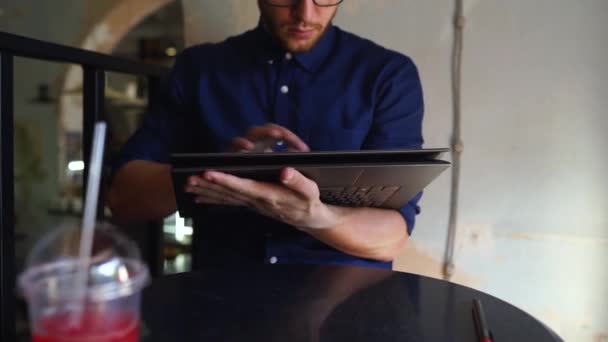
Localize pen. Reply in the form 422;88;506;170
473;298;493;342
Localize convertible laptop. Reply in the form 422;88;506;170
172;148;450;218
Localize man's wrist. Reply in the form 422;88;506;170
297;203;351;232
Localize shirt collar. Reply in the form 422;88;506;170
250;22;336;73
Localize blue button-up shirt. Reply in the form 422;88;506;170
117;24;424;269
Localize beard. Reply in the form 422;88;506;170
259;11;336;53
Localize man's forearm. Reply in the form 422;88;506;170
300;206;409;262
107;160;177;223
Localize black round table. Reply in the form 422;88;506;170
141;264;561;341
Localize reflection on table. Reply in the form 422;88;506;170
162;212;193;274
141;264;562;342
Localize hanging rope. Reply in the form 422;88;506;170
444;0;465;280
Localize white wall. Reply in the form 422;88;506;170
182;1;608;340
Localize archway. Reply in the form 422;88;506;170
57;0;176;186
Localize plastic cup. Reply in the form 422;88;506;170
18;224;149;342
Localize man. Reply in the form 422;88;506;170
108;0;424;269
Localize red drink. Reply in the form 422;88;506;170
32;310;138;342
18;227;149;342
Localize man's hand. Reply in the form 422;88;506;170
185;122;408;262
230;123;310;152
187;122;331;227
184;167;342;230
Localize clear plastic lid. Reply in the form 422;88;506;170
18;223;149;302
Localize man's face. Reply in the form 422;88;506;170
258;0;339;53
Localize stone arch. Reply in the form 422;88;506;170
60;0;175;132
57;0;175;183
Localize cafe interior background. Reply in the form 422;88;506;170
1;0;606;340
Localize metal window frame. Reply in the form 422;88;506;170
0;31;169;340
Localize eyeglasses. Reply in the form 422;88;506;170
263;0;344;8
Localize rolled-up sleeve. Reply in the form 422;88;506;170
363;55;424;235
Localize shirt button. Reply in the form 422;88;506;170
285;52;293;60
269;256;278;264
280;85;289;94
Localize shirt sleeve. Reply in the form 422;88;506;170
363;55;424;235
113;50;193;172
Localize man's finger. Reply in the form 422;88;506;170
264;123;309;151
205;170;287;203
194;195;243;206
188;175;202;186
280;167;319;200
246;125;281;141
271;126;310;152
185;178;253;205
247;124;310;152
230;137;255;152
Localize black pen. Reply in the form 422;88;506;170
473;299;493;342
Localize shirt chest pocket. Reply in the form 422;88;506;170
294;86;373;152
308;123;369;151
